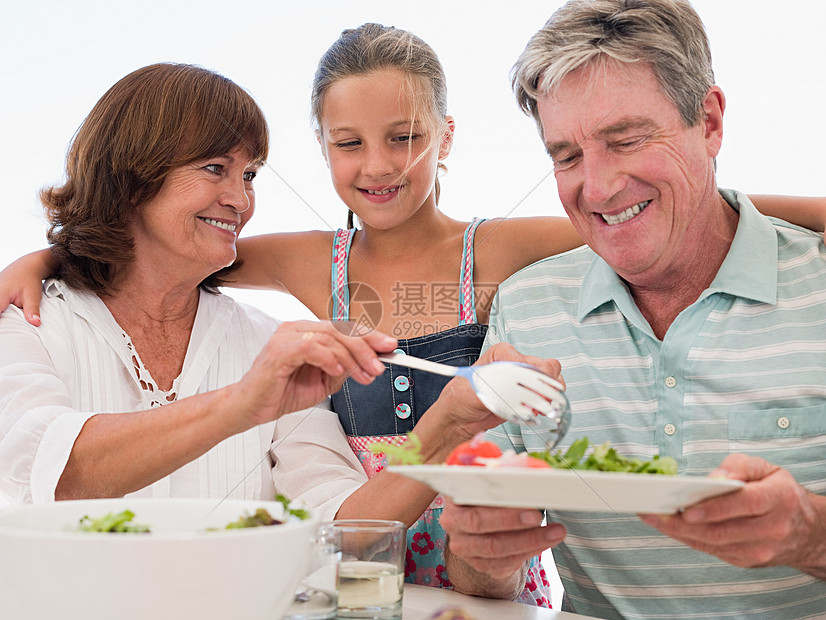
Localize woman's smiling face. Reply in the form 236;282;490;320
130;145;260;283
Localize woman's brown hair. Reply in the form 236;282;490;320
42;62;269;294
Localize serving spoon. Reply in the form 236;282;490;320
378;353;570;446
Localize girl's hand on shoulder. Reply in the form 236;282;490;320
0;249;57;326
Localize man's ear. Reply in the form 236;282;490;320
316;130;329;168
439;116;456;160
702;86;725;158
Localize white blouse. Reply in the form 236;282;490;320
270;406;367;521
0;280;286;505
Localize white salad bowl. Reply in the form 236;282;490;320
0;497;317;620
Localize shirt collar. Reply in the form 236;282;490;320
578;189;778;322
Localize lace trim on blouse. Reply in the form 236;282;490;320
122;330;180;407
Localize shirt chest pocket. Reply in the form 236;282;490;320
728;404;826;491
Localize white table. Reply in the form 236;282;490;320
402;584;597;619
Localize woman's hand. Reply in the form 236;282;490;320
230;320;398;429
0;249;57;326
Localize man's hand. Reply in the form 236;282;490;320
425;343;564;449
441;498;566;599
639;453;826;580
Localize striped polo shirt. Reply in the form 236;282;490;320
485;189;826;619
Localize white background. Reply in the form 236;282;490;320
2;0;824;608
2;0;824;321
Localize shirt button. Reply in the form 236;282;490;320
395;404;412;419
393;376;411;392
664;376;677;388
664;423;676;436
777;416;790;429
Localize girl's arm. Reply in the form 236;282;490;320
478;194;825;283
748;195;826;233
0;230;335;326
333;346;563;525
0;249;57;327
4;196;822;327
224;231;334;318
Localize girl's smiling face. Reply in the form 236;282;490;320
318;69;452;231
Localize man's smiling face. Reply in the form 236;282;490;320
539;60;724;287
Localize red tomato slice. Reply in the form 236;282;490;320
524;456;552;468
446;439;502;466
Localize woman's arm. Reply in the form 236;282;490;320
57;321;395;500
273;358;505;528
748;195;826;234
271;344;563;529
0;311;395;501
271;403;369;522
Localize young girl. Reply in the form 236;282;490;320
3;23;825;606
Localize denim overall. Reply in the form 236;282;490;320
329;219;552;606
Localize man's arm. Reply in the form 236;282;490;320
444;541;529;600
440;498;567;599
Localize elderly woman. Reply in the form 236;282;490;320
0;63;394;505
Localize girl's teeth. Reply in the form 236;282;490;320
602;200;651;226
201;217;237;232
365;187;398;195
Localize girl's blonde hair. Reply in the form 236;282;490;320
311;23;449;228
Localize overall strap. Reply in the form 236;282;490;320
331;228;355;321
459;217;485;325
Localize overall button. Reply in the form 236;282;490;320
395;404;412;419
393;348;406;355
664;423;676;436
664;376;677;388
393;376;411;392
777;416;790;429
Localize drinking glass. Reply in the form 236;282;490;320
324;519;405;620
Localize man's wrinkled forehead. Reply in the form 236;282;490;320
537;61;674;141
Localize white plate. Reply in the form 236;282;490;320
388;465;745;514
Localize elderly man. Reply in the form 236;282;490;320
440;0;826;618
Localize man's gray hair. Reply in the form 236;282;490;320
512;0;714;133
